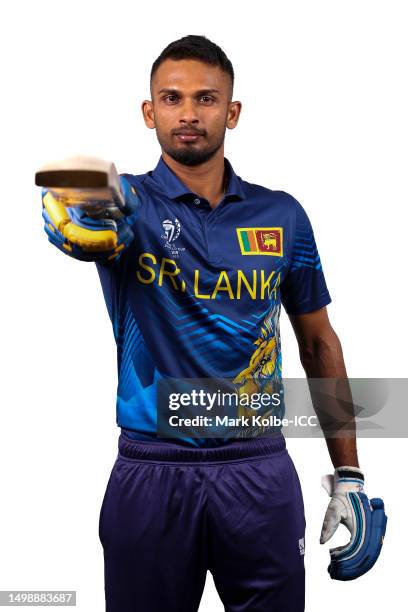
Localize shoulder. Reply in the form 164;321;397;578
241;178;305;215
120;170;151;198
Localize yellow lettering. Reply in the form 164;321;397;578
136;257;281;302
270;272;281;300
136;253;157;284
260;270;275;299
194;270;211;298
211;271;234;300
158;258;181;290
237;270;257;300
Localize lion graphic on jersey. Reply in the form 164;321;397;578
233;300;283;424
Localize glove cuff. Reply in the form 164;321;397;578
335;466;364;481
321;466;365;497
334;466;365;492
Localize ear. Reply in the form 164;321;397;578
226;101;242;130
142;100;155;129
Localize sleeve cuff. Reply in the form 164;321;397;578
284;291;332;316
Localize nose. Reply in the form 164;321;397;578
178;98;199;125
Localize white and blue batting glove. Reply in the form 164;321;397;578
320;466;387;580
42;175;140;263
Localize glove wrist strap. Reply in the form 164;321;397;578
335;466;364;483
333;466;365;493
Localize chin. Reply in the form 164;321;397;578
166;144;222;167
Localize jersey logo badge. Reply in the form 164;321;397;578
161;218;185;258
237;227;283;256
162;218;181;244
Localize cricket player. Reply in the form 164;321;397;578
41;35;386;612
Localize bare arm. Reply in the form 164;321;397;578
288;307;360;469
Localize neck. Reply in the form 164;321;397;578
161;147;226;209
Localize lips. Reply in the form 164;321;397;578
175;134;202;142
173;130;205;143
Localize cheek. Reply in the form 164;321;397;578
207;111;228;135
156;115;174;142
153;113;173;137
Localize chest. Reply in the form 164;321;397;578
128;196;294;306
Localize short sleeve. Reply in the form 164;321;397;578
281;198;332;315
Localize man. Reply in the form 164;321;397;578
41;35;380;612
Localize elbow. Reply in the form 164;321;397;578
298;330;346;376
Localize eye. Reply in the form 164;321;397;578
199;95;215;104
164;94;179;104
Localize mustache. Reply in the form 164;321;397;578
172;127;206;136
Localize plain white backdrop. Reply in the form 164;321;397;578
1;0;406;610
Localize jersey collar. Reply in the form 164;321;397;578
150;155;246;202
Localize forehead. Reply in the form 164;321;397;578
151;59;231;94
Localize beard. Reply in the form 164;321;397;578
157;130;225;166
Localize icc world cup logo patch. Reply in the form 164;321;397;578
237;227;283;256
161;218;185;258
162;218;181;244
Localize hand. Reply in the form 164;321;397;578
42;175;140;262
320;466;387;580
320;465;365;546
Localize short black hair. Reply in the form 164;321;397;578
150;35;234;91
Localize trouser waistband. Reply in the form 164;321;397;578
118;434;286;463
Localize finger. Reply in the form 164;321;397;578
42;191;71;234
320;502;341;544
63;222;117;251
321;474;334;496
43;191;117;251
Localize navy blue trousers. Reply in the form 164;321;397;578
99;434;306;611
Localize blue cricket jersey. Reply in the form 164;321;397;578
95;156;332;446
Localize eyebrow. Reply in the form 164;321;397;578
157;88;220;95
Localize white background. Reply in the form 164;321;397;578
1;0;407;610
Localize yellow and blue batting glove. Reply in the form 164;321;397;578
41;175;140;262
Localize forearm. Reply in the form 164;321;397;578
325;437;359;469
299;329;360;469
